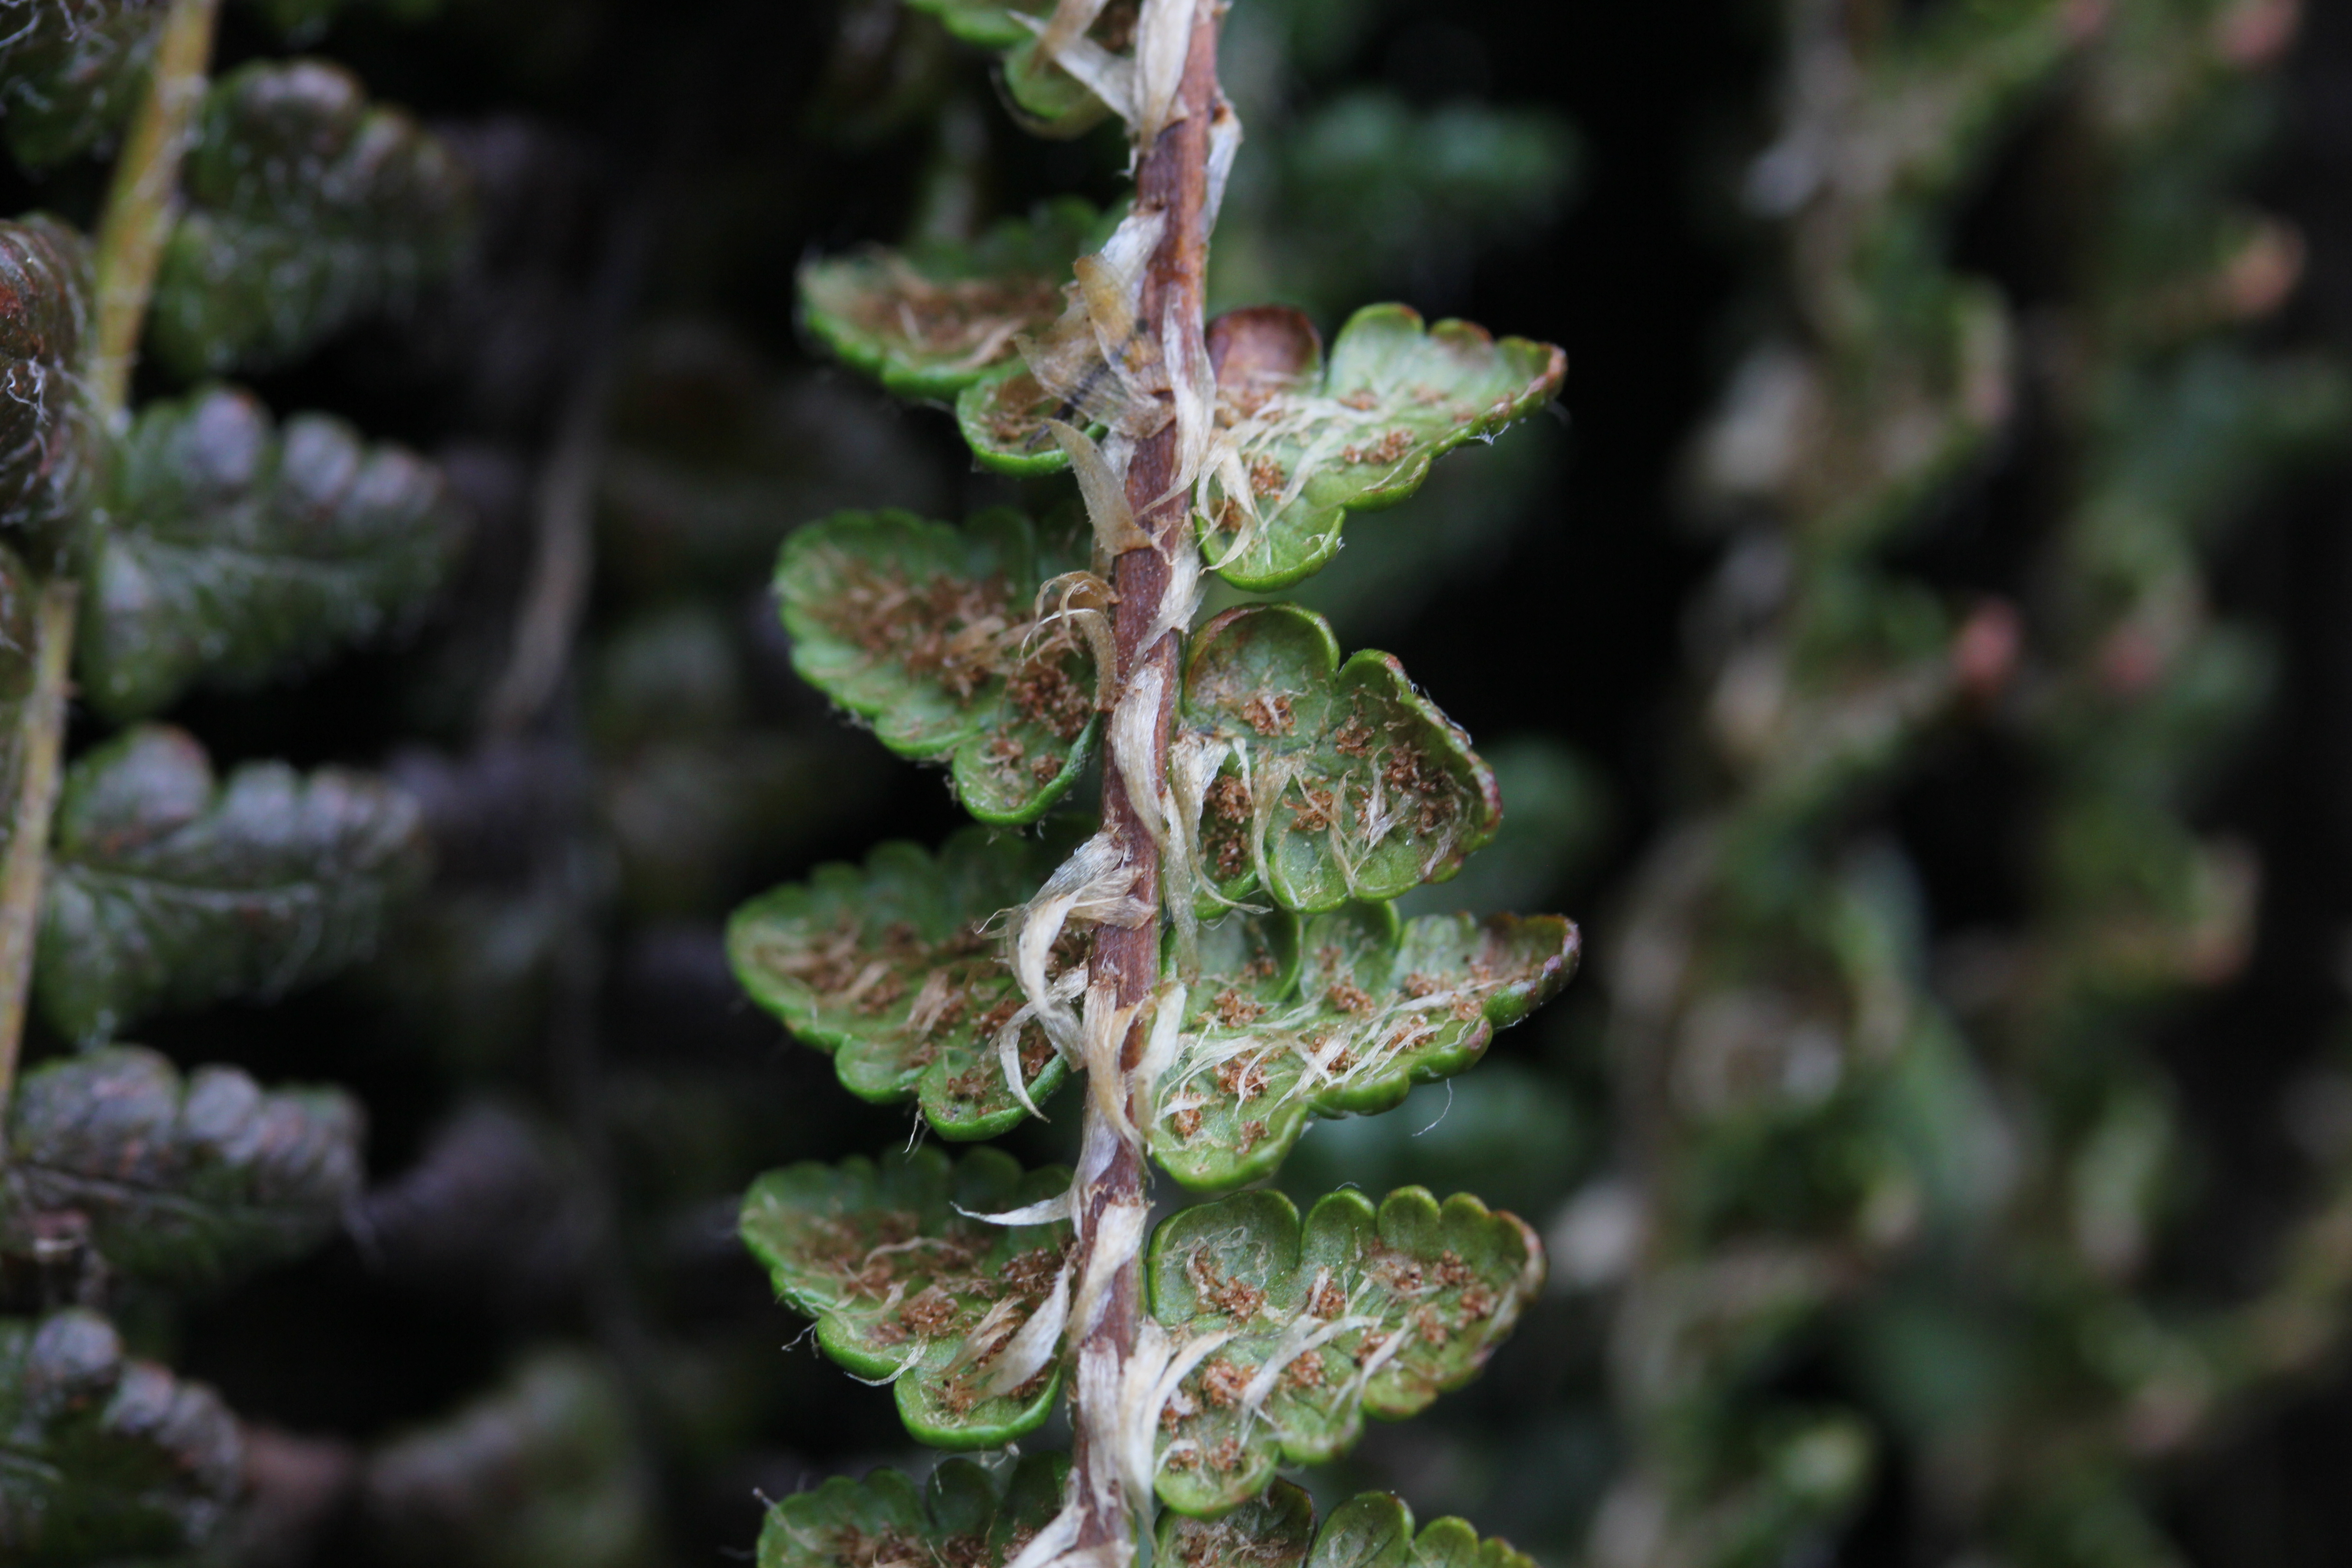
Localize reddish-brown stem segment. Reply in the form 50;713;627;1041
1070;5;1222;1557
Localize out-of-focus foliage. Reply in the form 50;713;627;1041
0;1308;244;1563
1571;0;2098;1551
0;6;640;1568
0;1045;361;1286
361;1350;658;1568
35;724;429;1042
0;0;165;168
1562;3;2352;1566
0;216;101;540
150;59;473;377
1210;92;1578;323
1208;0;1579;322
78;384;466;719
585;603;870;919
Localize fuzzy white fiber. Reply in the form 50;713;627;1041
1132;0;1197;145
1009;832;1148;1065
1049;421;1153;556
954;1186;1077;1228
1017;12;1137;127
1203;96;1243;235
984;1261;1074;1396
1109;663;1170;859
1037;0;1111;59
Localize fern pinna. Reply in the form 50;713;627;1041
729;4;1578;1566
0;0;466;1554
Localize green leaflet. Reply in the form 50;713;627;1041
759;1453;1069;1568
1299;1494;1534;1568
149;59;472;378
1181;604;1500;911
0;1309;243;1564
729;827;1075;1139
800;199;1101;398
0;1046;362;1288
1394;737;1610;921
362;1350;660;1568
902;0;1039;50
776;508;1099;825
1200;304;1564;591
905;0;1118;137
1157;1478;1316;1568
1147;1185;1543;1514
955;360;1102;477
0;0;165;168
739;1148;1073;1449
1156;1482;1534;1568
0;216;103;537
1151;906;1578;1190
34;724;430;1042
1000;37;1112;138
78;384;464;720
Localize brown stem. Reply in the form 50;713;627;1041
1068;5;1223;1557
